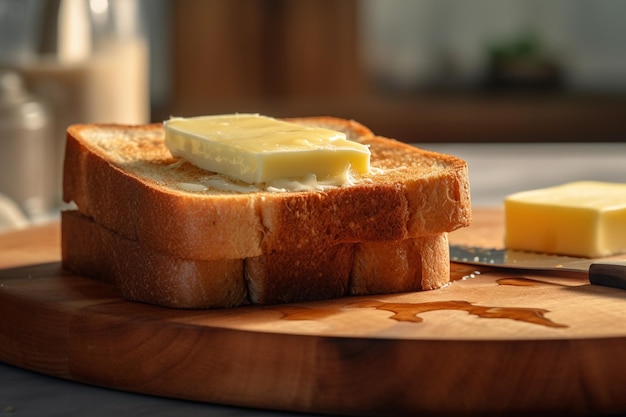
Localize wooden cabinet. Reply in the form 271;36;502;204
171;0;363;108
167;0;626;142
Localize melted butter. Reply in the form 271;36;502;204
176;182;207;192
175;172;353;194
168;160;392;194
269;299;567;329
164;114;371;186
201;177;259;194
267;168;358;192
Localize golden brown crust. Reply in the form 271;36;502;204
62;210;450;308
245;244;354;304
61;210;248;308
350;233;450;294
258;183;408;252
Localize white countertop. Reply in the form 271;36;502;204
1;142;626;416
422;142;626;207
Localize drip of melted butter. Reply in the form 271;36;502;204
272;299;567;329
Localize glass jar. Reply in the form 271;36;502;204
0;70;54;221
0;0;150;216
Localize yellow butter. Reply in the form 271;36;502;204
163;114;370;186
504;181;626;257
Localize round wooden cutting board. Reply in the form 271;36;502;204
1;209;626;416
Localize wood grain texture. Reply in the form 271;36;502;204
1;209;626;416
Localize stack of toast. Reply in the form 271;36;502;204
61;116;471;308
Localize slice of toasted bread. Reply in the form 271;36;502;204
63;117;471;261
62;210;450;308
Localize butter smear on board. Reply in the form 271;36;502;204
504;181;626;258
163;114;371;187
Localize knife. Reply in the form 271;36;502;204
449;244;626;290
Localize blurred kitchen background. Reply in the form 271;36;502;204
165;0;626;143
1;0;625;225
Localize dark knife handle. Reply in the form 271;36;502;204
589;260;626;290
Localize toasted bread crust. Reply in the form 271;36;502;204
350;233;450;294
61;210;248;308
245;243;355;304
63;117;471;261
62;210;451;308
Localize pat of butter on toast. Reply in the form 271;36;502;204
505;181;626;257
164;114;371;186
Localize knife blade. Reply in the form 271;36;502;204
449;244;626;290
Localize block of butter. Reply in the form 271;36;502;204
163;114;371;186
504;181;626;257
